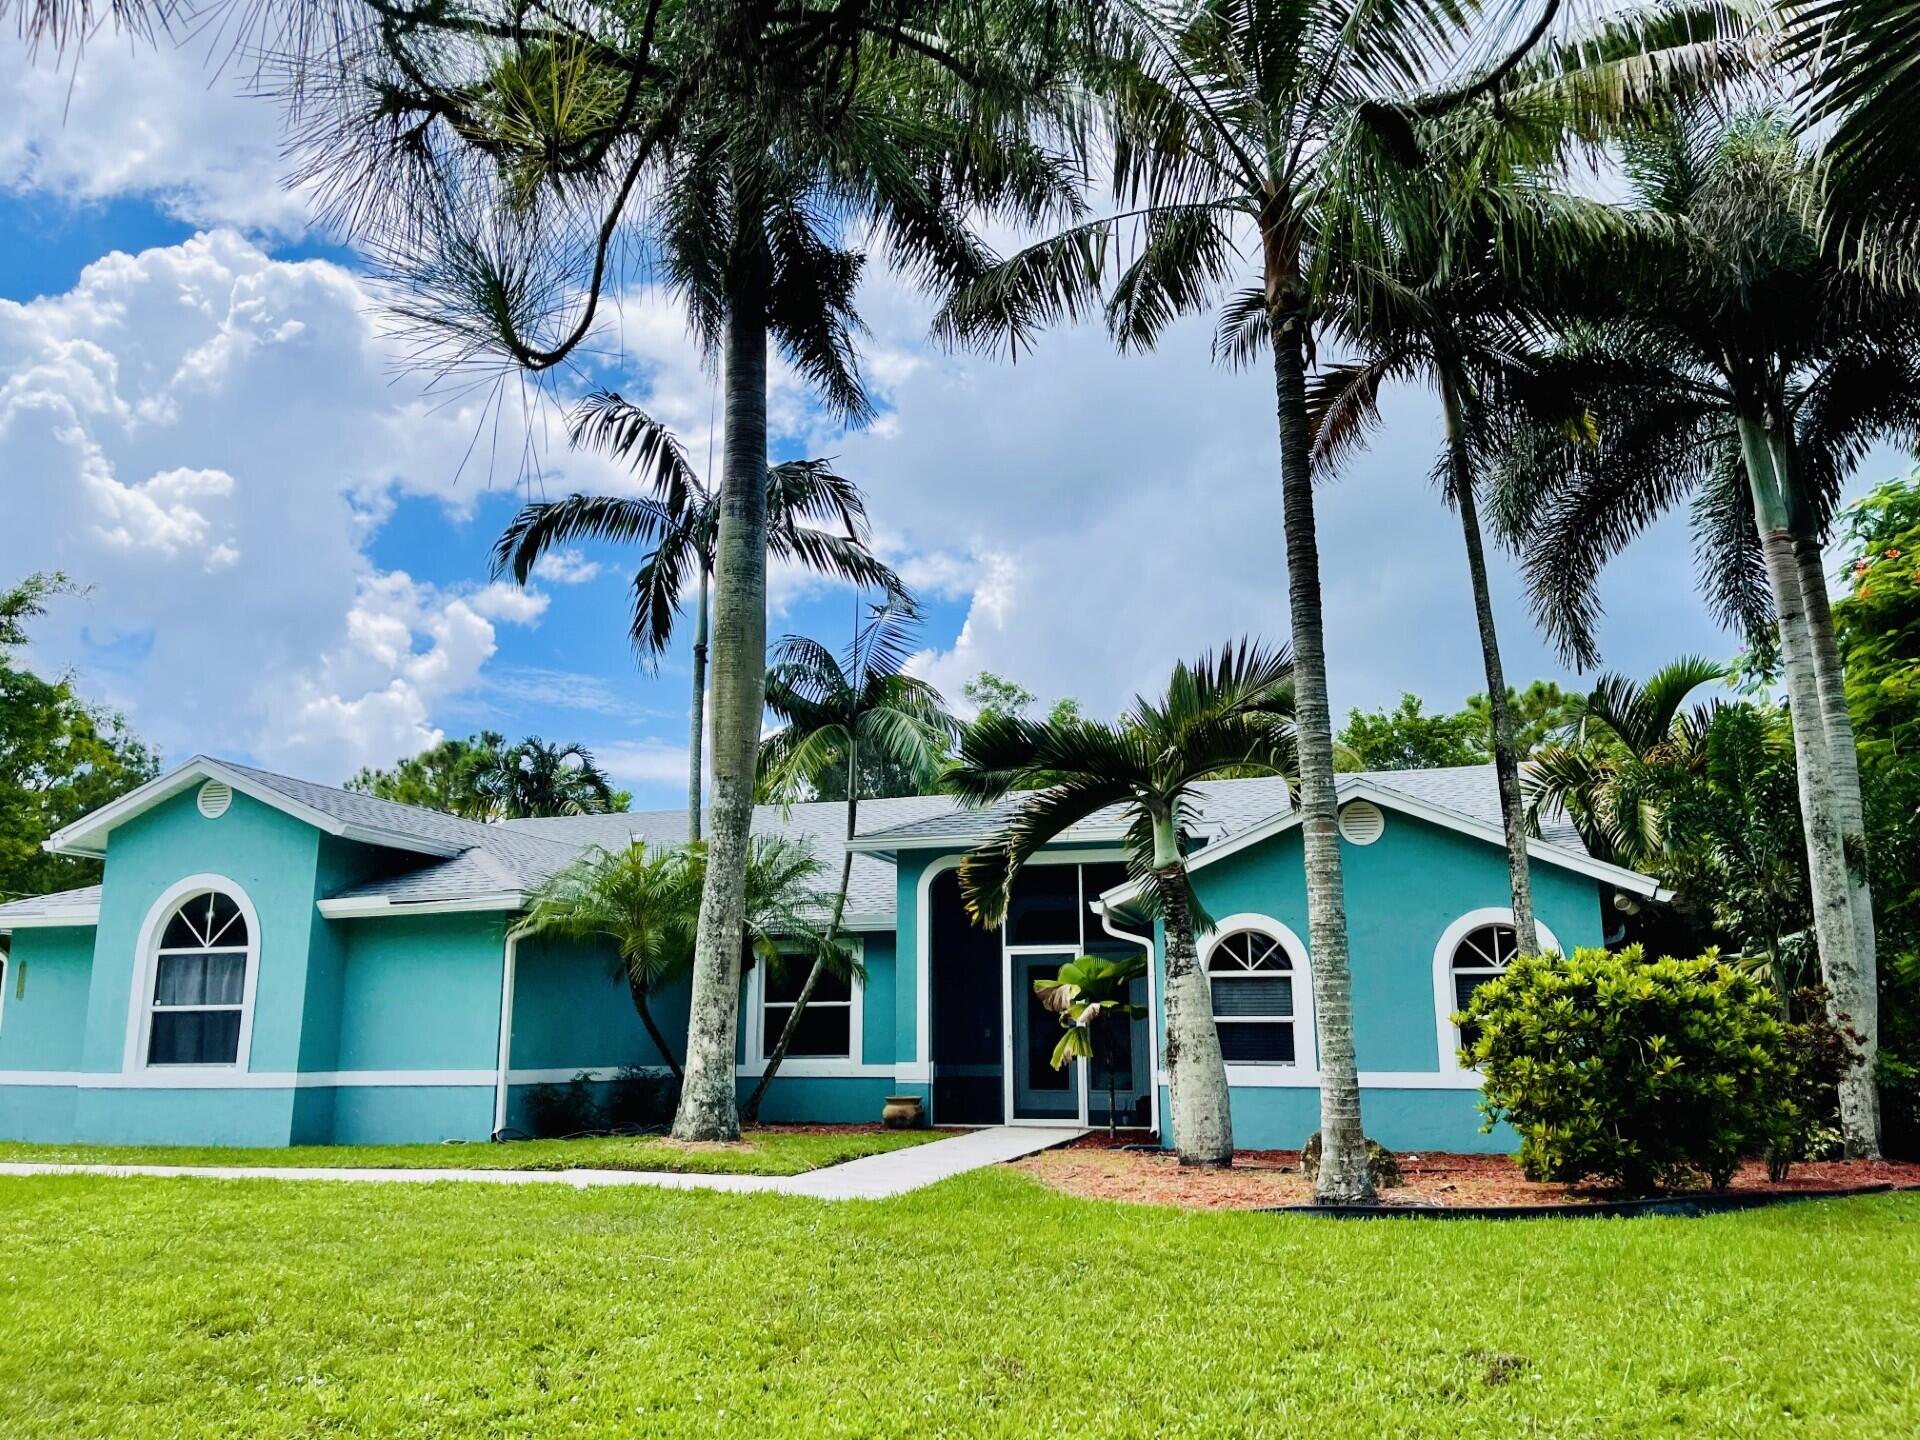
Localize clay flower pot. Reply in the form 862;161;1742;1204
881;1095;926;1130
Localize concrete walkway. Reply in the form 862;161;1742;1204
0;1126;1084;1201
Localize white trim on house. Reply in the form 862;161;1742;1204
318;893;528;920
122;875;263;1076
0;1065;677;1090
492;931;520;1134
1095;777;1671;912
0;905;102;930
1198;913;1318;1085
1432;907;1559;1075
43;757;468;862
742;937;867;1076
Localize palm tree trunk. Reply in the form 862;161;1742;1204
1153;810;1232;1166
1271;316;1375;1205
1792;522;1879;1096
1439;369;1538;957
626;968;684;1081
688;562;710;843
1738;415;1877;1155
740;777;859;1125
670;254;771;1145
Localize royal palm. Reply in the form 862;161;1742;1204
496;391;905;841
289;0;1085;1140
1494;114;1920;1153
934;0;1523;1200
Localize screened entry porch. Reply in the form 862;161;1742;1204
926;857;1155;1131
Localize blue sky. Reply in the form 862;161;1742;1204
1;32;1904;812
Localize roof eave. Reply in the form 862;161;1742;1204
44;757;468;862
0;907;102;932
316;891;527;920
1092;777;1668;908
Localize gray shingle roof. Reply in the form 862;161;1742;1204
6;759;1601;931
0;885;102;926
215;759;523;855
1356;765;1586;851
849;776;1298;850
484;793;961;925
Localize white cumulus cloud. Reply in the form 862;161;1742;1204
0;229;615;780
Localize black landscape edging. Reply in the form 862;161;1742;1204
1258;1181;1908;1220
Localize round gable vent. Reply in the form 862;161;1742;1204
1337;798;1385;846
196;780;234;820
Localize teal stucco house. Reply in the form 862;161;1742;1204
0;756;1664;1151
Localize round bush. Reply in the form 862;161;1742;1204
1461;945;1787;1195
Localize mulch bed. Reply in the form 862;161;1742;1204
1015;1132;1920;1212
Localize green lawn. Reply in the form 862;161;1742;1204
0;1127;939;1177
1;1170;1916;1437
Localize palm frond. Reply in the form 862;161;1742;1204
569;391;704;513
492;493;679;585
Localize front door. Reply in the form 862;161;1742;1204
1009;951;1082;1122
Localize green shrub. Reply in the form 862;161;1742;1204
603;1066;680;1129
523;1075;605;1137
1461;945;1787;1194
1767;987;1866;1179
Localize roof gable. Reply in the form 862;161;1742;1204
48;757;511;862
1094;771;1667;912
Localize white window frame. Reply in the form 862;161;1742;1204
123;874;262;1072
1198;913;1315;1082
1432;907;1561;1074
745;937;865;1076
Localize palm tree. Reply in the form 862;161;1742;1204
1034;952;1151;1140
746;598;957;1121
947;640;1299;1170
486;737;621;819
515;844;703;1076
5;0;163;53
495;392;907;841
284;0;1085;1143
515;834;848;1087
1524;658;1728;871
1784;0;1920;261
1492;112;1920;1155
1307;153;1568;957
934;0;1560;1200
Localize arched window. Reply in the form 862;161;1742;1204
143;887;254;1067
1206;928;1300;1065
1448;923;1516;1056
1433;909;1560;1071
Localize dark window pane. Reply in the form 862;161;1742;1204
160;908;201;950
1005;865;1081;946
1212;974;1292;1017
149;1010;241;1065
763;962;803;1004
1219;1022;1295;1064
160;891;248;950
209;894;247;946
768;1003;851;1058
1080;862;1130;910
1455;973;1492;1013
763;960;851;1005
1452;925;1513;971
154;952;246;1007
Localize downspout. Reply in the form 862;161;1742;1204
1091;899;1161;1140
493;930;520;1138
